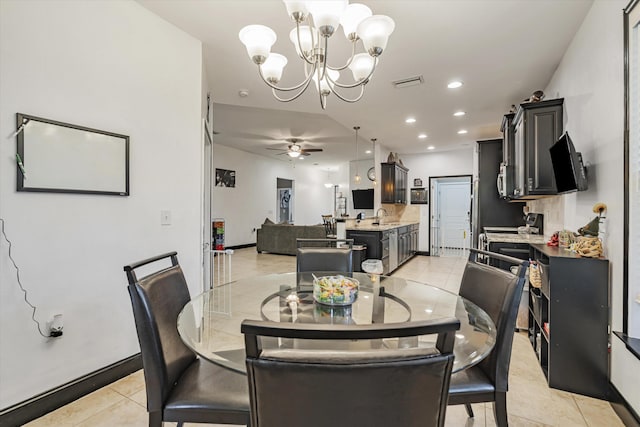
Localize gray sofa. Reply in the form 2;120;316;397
256;223;326;255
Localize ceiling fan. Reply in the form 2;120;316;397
266;138;323;158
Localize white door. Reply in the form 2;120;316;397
202;119;213;293
440;182;471;250
431;177;471;256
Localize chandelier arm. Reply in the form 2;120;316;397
270;76;315;102
258;62;316;92
326;57;379;89
331;85;366;103
316;37;329;82
294;21;316;65
326;39;358;71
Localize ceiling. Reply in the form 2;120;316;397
137;0;593;169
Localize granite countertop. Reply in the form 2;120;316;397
485;232;546;244
346;222;419;231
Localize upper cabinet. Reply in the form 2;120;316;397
381;162;408;204
512;98;564;199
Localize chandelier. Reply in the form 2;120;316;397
238;1;395;109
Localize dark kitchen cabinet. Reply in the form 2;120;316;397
528;244;609;399
381;162;408;204
512;98;563;199
346;229;389;274
397;224;418;266
501;113;516;166
499;113;516;198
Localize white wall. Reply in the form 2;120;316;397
402;149;474;186
396;149;474;251
212;144;349;246
0;0;203;409
526;0;639;413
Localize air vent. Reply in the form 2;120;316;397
392;75;424;89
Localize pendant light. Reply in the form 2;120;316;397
371;138;377;186
353;126;361;184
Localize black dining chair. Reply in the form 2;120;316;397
447;248;529;427
321;214;337;238
296;238;354;274
124;251;250;427
242;318;461;427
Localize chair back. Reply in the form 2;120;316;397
242;319;460;427
296;238;353;274
124;252;196;412
321;214;336;237
459;248;528;392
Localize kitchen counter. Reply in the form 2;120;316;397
485;232;546;244
346;222;419;231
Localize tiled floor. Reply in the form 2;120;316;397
25;249;624;427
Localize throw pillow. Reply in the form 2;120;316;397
263;217;274;225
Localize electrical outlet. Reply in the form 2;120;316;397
49;313;63;337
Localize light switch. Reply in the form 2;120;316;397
161;210;171;225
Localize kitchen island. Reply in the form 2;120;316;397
345;221;419;274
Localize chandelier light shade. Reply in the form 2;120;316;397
239;1;395;109
341;3;372;39
357;15;395;55
261;53;288;83
238;25;277;64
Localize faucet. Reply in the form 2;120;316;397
375;207;388;225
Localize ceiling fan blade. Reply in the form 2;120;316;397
301;148;323;153
266;147;287;151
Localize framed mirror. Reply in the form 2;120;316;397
16;113;129;196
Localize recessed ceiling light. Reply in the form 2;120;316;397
365;150;372;154
405;117;416;124
453;111;466;117
418;133;428;139
448;81;463;89
457;129;468;134
427;146;435;150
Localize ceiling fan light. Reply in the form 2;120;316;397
288;150;301;158
357;15;395;57
289;26;318;57
307;0;348;37
340;3;372;40
239;25;277;64
261;53;288;83
349;52;375;82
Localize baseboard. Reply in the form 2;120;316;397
609;382;640;427
0;353;142;426
225;243;256;250
416;251;430;256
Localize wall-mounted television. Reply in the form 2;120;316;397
352;189;374;209
549;132;588;194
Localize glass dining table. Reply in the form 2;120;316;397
177;272;496;374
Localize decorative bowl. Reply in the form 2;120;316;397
312;275;359;306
